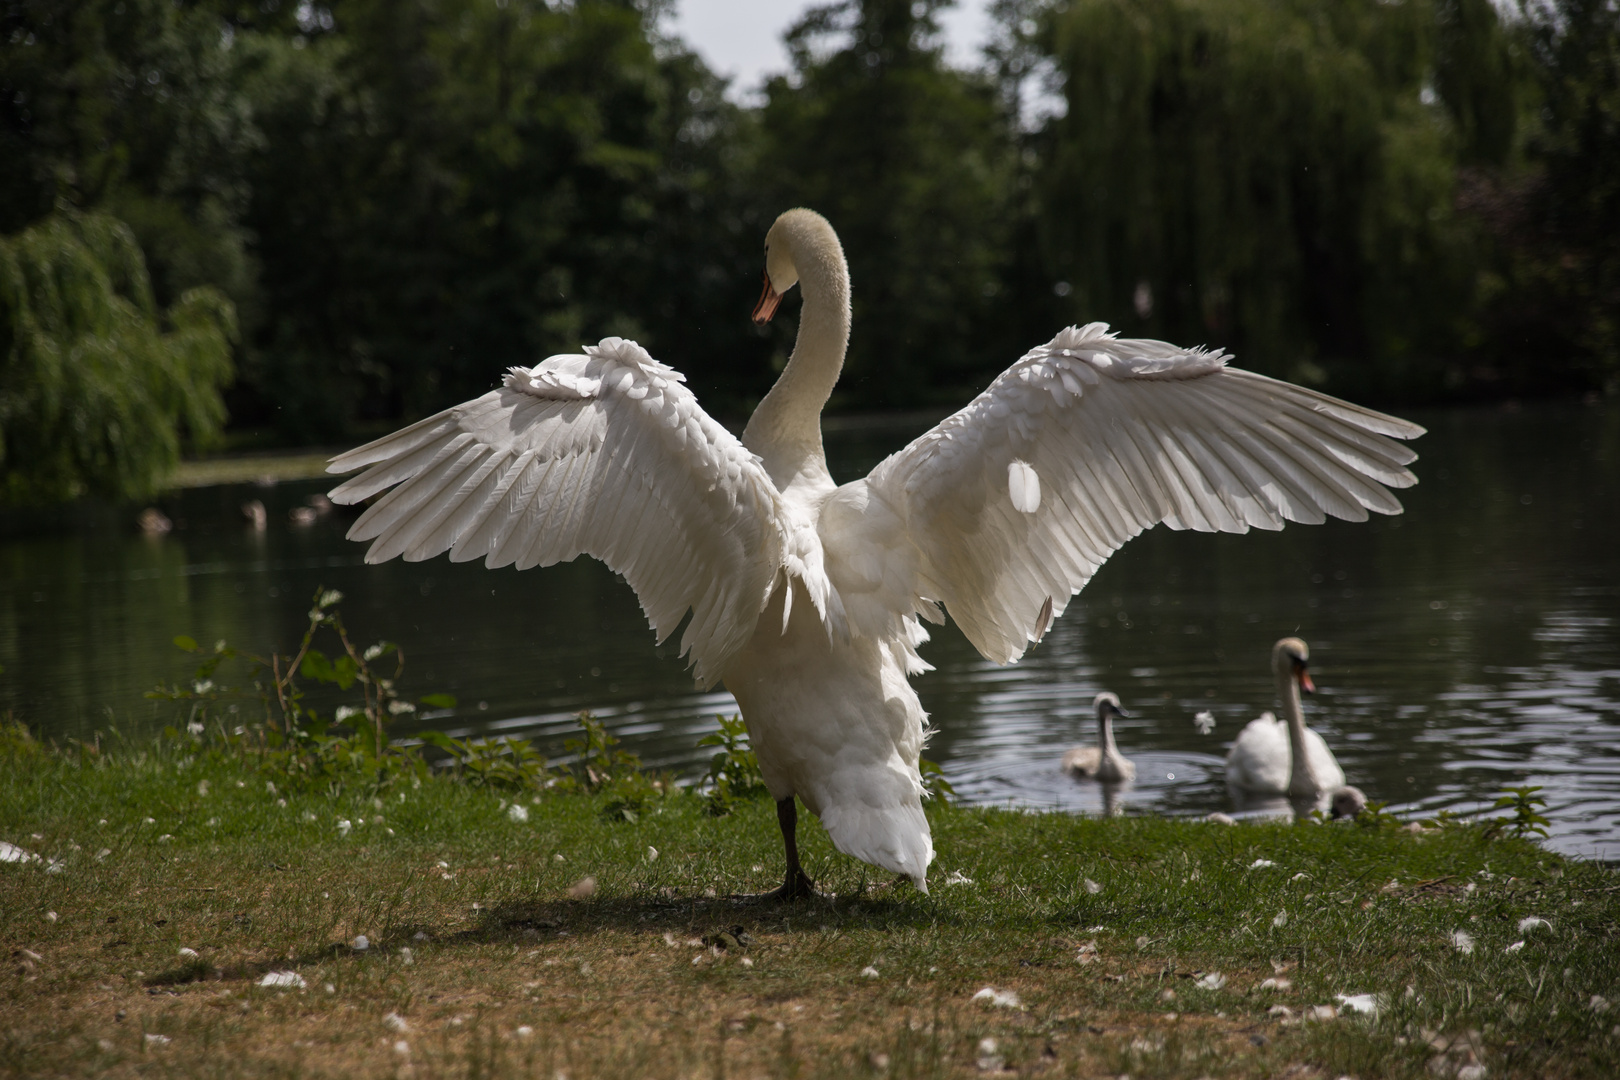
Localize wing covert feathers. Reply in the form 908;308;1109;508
327;337;796;687
857;322;1424;665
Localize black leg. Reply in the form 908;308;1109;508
773;796;816;901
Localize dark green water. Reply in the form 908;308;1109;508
3;400;1617;857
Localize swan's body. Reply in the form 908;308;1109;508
327;210;1422;896
1226;711;1345;795
1225;638;1351;808
1062;692;1136;782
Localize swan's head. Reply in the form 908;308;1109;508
1330;785;1367;820
1093;691;1129;719
752;209;838;324
1272;637;1315;694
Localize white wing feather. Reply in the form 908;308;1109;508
326;337;807;687
837;322;1423;663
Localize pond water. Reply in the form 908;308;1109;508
3;400;1617;859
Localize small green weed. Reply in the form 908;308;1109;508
556;712;668;821
920;757;954;804
418;731;555;792
698;713;769;816
1487;784;1552;839
0;714;41;762
147;587;442;789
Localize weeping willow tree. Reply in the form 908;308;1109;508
0;212;235;505
1032;0;1504;400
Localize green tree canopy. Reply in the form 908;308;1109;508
1027;0;1496;400
0;0;1610;507
756;0;1018;408
0;211;235;504
0;0;260;316
231;0;765;439
1513;0;1620;390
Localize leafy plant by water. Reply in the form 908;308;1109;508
417;731;554;794
919;756;956;804
699;713;770;816
148;587;440;788
1487;784;1552;840
556;712;669;822
147;590;679;817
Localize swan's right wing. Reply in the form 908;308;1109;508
327;337;803;688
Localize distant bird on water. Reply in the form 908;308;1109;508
1226;637;1365;816
1062;692;1136;782
327;209;1420;898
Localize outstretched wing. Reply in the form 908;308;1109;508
327;337;799;687
838;323;1424;664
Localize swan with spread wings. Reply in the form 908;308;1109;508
328;208;1423;898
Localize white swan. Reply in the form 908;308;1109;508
1062;692;1136;782
1225;638;1348;805
326;209;1422;897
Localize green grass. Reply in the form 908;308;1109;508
1;730;1616;1079
168;450;339;488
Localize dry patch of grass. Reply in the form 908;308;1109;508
7;887;1319;1079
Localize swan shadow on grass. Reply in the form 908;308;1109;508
136;883;951;994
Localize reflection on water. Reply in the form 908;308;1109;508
3;401;1618;858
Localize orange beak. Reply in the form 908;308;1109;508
1298;668;1316;695
752;270;782;324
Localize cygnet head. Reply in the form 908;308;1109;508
753;209;841;324
1272;636;1316;694
1330;785;1367;820
1093;691;1128;720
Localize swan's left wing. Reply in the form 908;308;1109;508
326;337;811;687
845;323;1423;664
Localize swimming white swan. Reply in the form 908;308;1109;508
1062;692;1136;782
1225;638;1349;805
327;209;1422;897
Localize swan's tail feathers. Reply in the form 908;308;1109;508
818;788;935;894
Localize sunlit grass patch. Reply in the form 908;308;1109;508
1;726;1616;1079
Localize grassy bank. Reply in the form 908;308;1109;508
168;450;340;489
1;728;1616;1080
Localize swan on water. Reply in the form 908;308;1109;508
1061;692;1136;782
326;209;1422;898
1225;637;1362;815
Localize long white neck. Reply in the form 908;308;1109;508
1099;711;1120;758
1278;666;1320;796
741;225;850;492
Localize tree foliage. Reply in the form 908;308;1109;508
0;0;1613;504
1028;0;1497;399
758;0;1018;407
1512;0;1620;390
0;0;260;314
0;211;235;504
231;0;767;438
